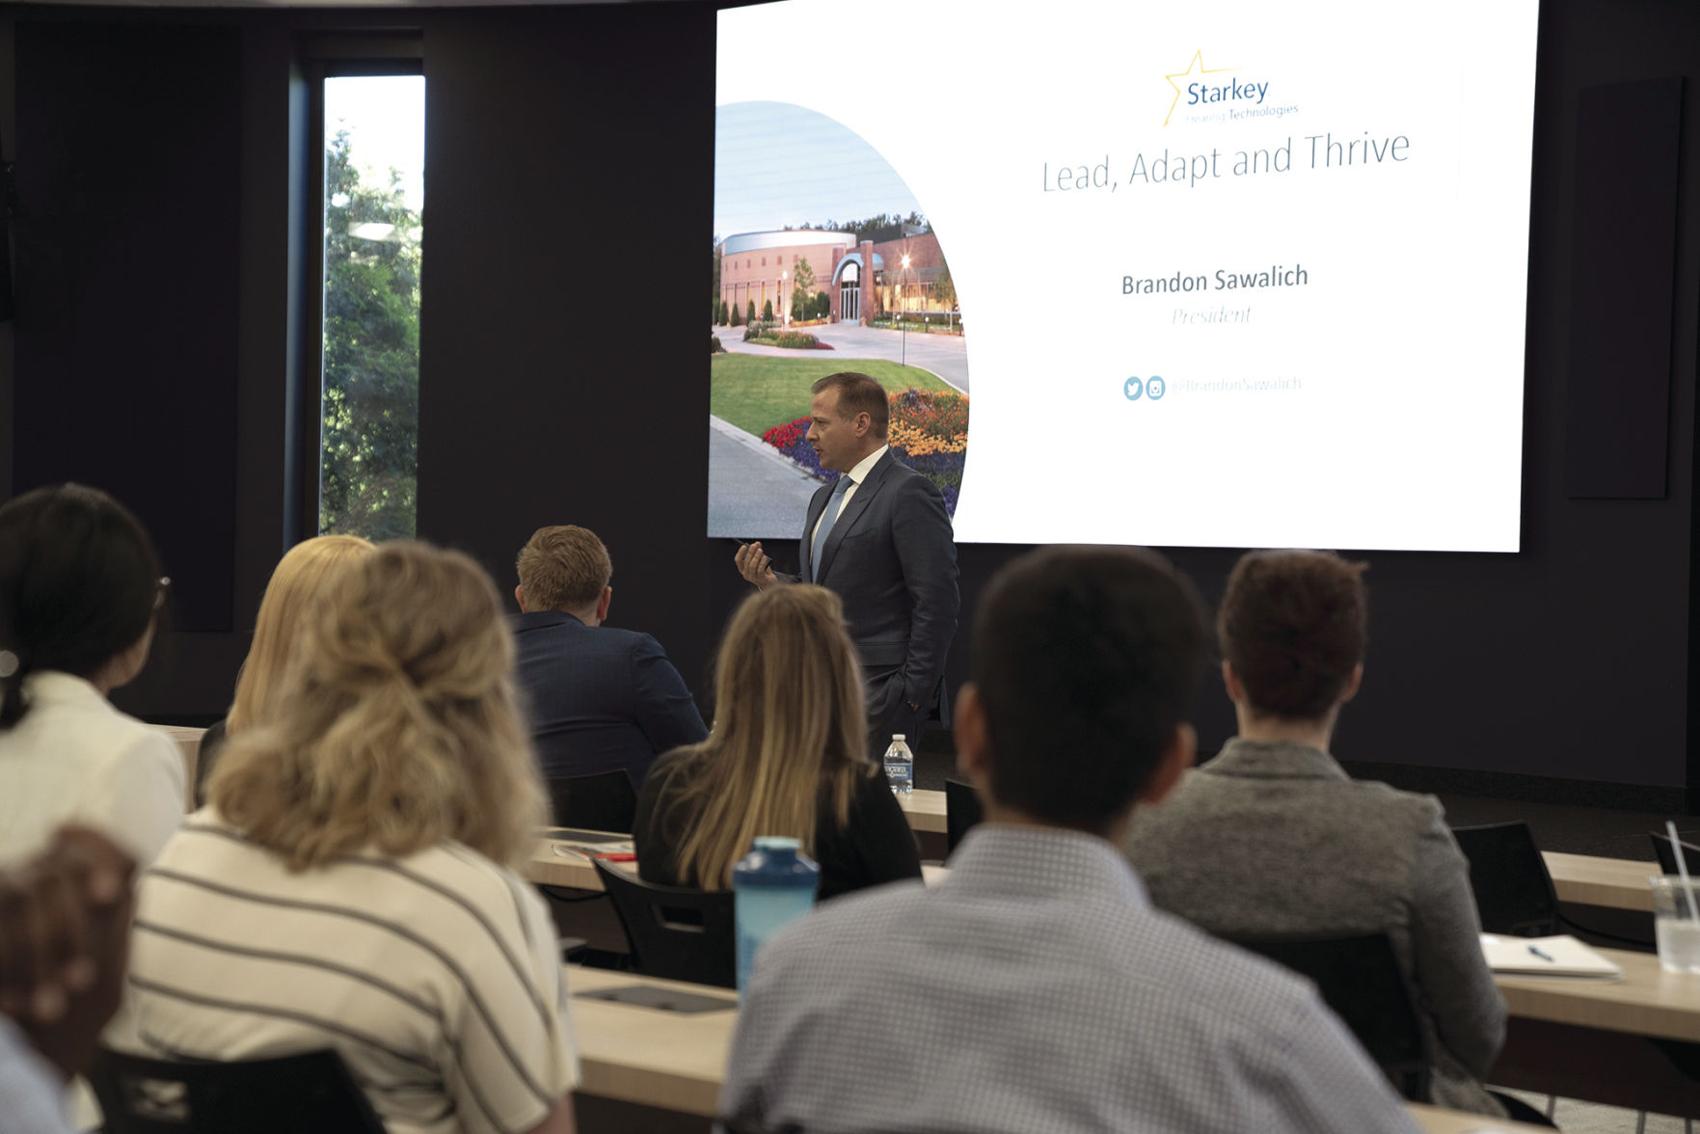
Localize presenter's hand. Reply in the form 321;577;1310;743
734;541;778;590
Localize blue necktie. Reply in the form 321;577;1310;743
811;475;853;581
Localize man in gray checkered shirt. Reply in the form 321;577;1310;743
721;547;1419;1134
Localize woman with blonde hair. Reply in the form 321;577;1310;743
633;584;921;901
129;542;579;1134
193;534;375;802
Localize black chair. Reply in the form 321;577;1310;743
1650;832;1700;875
594;858;736;988
1450;821;1561;937
92;1048;384;1134
1229;933;1431;1102
546;769;638;833
944;778;983;854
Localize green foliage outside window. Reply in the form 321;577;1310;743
319;130;420;541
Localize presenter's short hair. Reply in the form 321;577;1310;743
811;372;890;437
1218;549;1368;720
971;546;1205;833
516;525;611;613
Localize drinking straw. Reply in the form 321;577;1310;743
1667;820;1697;922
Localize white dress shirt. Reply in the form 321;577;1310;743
0;672;184;867
810;444;888;547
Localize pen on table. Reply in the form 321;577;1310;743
1527;944;1555;963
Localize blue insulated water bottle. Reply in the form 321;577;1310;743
732;836;820;992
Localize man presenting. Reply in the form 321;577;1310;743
735;372;959;755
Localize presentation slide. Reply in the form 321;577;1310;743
707;0;1539;552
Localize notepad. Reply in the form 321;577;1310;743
1480;934;1623;979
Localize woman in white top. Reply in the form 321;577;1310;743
130;541;579;1134
0;484;183;868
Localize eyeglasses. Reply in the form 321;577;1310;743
154;577;172;612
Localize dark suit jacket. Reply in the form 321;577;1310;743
795;449;959;718
511;611;707;785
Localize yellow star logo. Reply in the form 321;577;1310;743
1164;49;1232;127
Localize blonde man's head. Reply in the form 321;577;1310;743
229;534;376;733
210;541;546;871
515;526;612;618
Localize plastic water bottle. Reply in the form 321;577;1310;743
884;733;914;795
732;836;819;992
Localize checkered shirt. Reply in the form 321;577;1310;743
720;825;1419;1134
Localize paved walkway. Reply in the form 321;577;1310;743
706;415;819;540
713;320;969;392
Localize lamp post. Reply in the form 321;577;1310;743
781;270;788;328
899;254;912;366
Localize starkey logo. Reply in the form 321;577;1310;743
1164;50;1272;127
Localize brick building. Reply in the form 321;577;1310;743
719;227;955;326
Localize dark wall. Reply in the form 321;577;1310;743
416;4;717;694
1;1;1696;803
11;21;242;634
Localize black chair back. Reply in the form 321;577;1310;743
1229;933;1431;1102
944;778;983;854
92;1048;384;1134
1650;832;1700;875
547;770;638;833
1450;821;1561;937
594;858;736;988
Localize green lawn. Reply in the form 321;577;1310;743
710;354;952;437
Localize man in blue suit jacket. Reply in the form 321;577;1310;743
735;372;960;754
513;526;706;788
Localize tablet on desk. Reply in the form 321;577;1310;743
574;985;736;1015
542;827;631;844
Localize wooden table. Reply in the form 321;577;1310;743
1490;947;1700;1116
896;787;947;834
150;724;206;810
1543;851;1655;913
1495;947;1700;1042
527;831;634;890
529;814;1660;918
526;832;949;893
565;965;1548;1132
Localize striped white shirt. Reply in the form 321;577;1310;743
128;812;578;1134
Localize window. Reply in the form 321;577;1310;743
315;72;425;540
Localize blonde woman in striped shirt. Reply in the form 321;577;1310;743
129;542;578;1134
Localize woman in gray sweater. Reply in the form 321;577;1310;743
1124;549;1507;1118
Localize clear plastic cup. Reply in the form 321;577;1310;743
1650;876;1700;974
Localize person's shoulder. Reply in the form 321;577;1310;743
880;454;937;492
1333;773;1446;829
765;878;927;962
1121;904;1328;1027
638;746;698;806
603;625;670;659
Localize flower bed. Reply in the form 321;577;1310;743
743;323;835;350
759;387;968;516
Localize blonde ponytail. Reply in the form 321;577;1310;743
210;542;545;871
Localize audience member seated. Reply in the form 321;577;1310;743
513;525;706;795
0;485;183;867
633;585;921;902
721;548;1415;1134
1123;549;1505;1117
0;827;136;1134
128;542;579;1134
194;534;375;804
